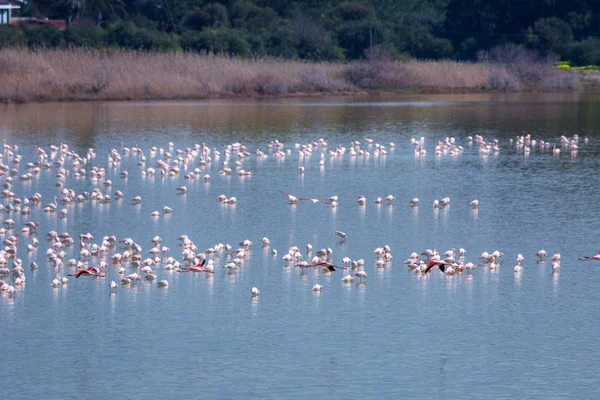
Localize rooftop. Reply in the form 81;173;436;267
0;0;20;7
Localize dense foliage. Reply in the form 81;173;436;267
5;0;600;64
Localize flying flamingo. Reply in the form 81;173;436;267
578;251;600;261
178;259;212;273
300;197;327;204
280;191;299;204
424;260;450;274
67;267;106;278
312;261;347;272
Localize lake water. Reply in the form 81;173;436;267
2;93;600;399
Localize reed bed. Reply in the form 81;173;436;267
0;49;588;103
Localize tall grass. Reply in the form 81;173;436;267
343;60;582;91
0;48;353;102
0;49;588;103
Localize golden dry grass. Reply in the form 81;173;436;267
0;49;586;103
0;48;353;102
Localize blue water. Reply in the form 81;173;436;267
2;94;600;399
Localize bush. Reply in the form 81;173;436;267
105;22;139;48
105;22;179;51
403;29;454;59
477;44;545;64
487;67;520;90
569;38;600;66
181;28;250;56
64;25;105;49
21;24;64;48
342;61;386;88
0;25;25;49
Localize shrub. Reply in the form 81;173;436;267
180;28;250;56
64;25;105;49
21;24;64;48
0;25;25;49
487;66;520;90
569;38;600;66
105;22;139;48
342;61;385;88
478;44;543;64
105;22;179;51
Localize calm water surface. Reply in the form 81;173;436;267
2;93;600;399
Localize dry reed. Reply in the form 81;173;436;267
0;49;588;103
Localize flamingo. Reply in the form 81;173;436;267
424;260;449;274
67;267;105;278
313;261;346;272
514;264;522;273
335;231;347;240
357;196;366;206
354;270;367;282
157;280;169;287
311;283;323;292
251;287;260;296
301;197;327;204
464;262;476;274
281;191;298;204
125;272;141;282
535;249;547;261
578;251;600;261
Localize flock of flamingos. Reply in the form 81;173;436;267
0;133;597;300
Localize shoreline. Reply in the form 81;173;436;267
4;87;599;105
1;48;596;104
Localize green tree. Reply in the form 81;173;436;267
184;3;229;30
569;38;600;66
84;0;126;26
525;17;574;56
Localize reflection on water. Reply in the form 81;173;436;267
2;93;600;399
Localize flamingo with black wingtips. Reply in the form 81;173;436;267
67;267;105;278
312;261;347;272
178;258;212;272
424;260;450;274
578;251;600;261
